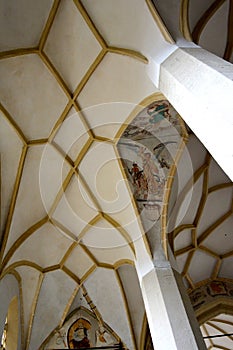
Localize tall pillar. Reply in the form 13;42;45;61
135;228;206;350
138;259;206;350
159;46;233;181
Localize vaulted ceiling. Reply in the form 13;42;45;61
0;1;233;350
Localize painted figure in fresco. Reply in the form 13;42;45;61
129;162;141;184
138;171;148;199
128;162;144;193
95;325;115;347
69;320;91;349
147;101;170;125
139;147;160;197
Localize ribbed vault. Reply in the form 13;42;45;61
0;1;233;350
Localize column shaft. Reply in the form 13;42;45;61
139;264;206;349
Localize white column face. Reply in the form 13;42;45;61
141;268;178;350
159;47;233;181
139;265;206;350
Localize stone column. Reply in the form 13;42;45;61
138;260;206;349
159;46;233;181
135;227;206;350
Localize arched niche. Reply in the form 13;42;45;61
42;306;121;349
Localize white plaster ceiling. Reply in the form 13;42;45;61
201;313;233;350
0;1;232;350
169;134;233;285
0;1;163;349
154;0;233;63
188;0;232;62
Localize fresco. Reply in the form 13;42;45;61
43;307;118;349
68;318;92;349
189;280;233;311
118;99;183;222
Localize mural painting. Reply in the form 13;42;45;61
189;280;233;311
67;318;91;349
43;307;119;349
95;325;115;347
207;280;228;297
118;99;184;222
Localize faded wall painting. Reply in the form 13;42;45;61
68;318;91;349
118;99;184;222
189;280;233;311
43;307;119;349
